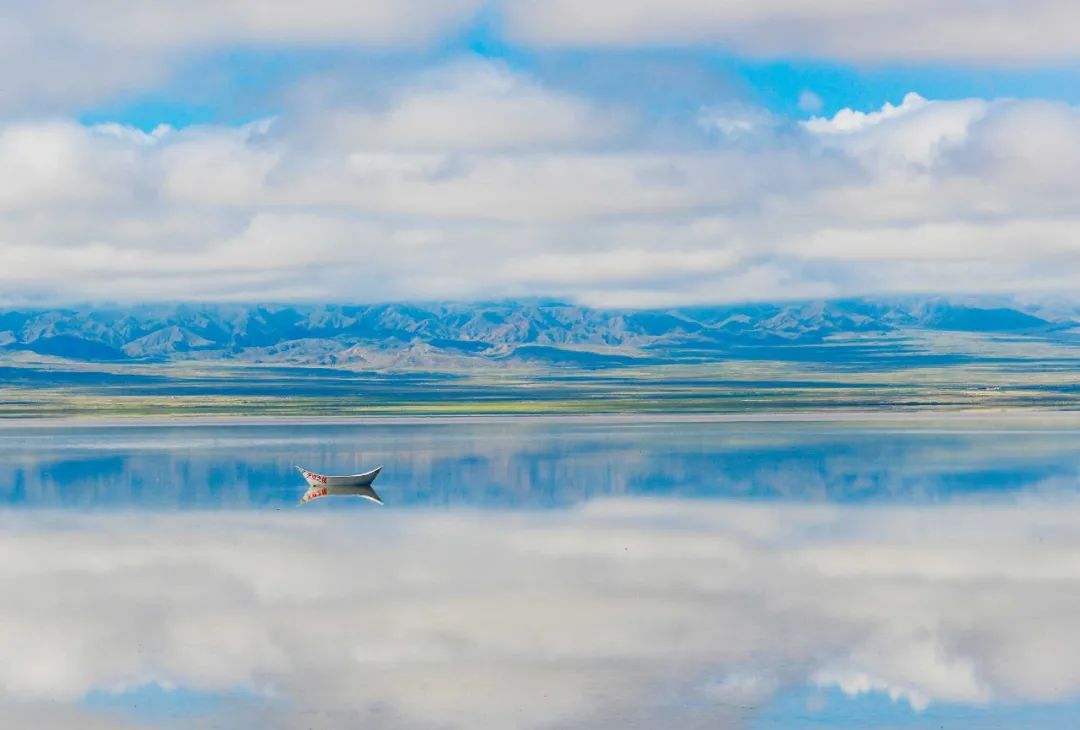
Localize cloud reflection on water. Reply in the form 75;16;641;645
5;499;1080;728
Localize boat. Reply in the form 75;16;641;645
296;465;384;505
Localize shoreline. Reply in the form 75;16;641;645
5;408;1080;429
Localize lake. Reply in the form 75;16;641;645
3;415;1080;729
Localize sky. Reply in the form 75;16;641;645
5;1;1080;306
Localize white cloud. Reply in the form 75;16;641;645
803;93;991;168
62;0;480;47
0;1;484;113
497;0;1080;63
4;82;1080;305
804;92;930;134
311;61;624;152
4;500;1080;728
815;670;937;712
0;1;1077;121
0;121;151;210
0;703;147;730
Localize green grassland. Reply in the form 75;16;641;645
4;352;1080;418
7;301;1080;418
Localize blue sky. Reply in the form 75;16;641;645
753;686;1080;730
5;1;1080;306
76;17;1080;130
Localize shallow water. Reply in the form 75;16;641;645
3;417;1080;729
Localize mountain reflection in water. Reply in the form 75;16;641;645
2;418;1080;508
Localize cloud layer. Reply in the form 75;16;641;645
4;0;1080;105
0;0;482;111
498;0;1080;62
6;500;1080;728
2;4;1080;305
3;63;1080;305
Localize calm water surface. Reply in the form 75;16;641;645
3;417;1080;729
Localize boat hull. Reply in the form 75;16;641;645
297;466;383;504
298;466;381;488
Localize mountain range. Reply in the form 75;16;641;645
0;298;1076;371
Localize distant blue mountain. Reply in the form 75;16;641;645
0;298;1070;370
10;335;128;361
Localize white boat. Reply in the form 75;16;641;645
296;465;383;505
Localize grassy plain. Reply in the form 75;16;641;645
4;354;1080;418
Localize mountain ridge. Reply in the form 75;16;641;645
0;298;1071;371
